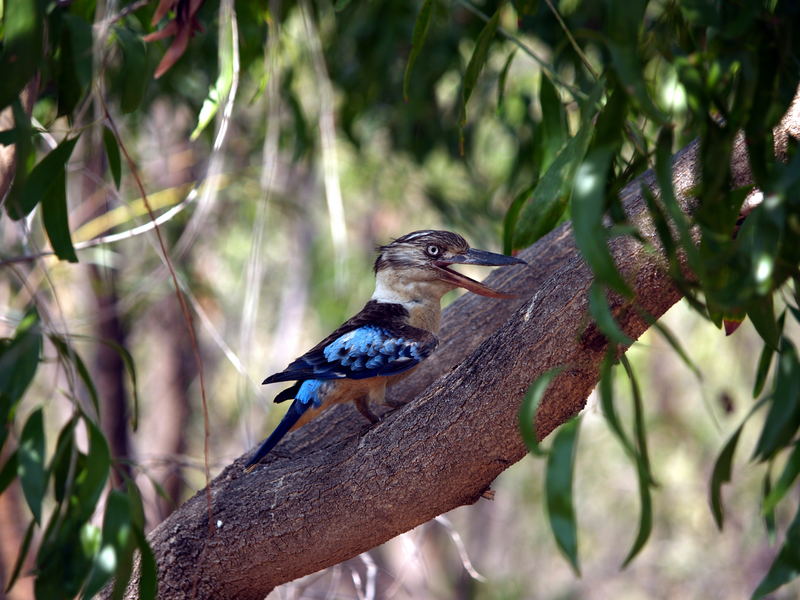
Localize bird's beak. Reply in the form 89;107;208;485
433;248;527;298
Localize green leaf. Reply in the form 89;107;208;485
107;339;140;431
762;470;776;544
5;519;35;594
710;421;743;530
607;41;666;125
83;490;133;599
403;0;436;102
49;335;99;416
103;127;122;189
57;13;94;116
739;193;785;296
71;334;140;430
641;184;677;263
0;0;44;111
459;6;500;131
599;353;637;460
762;442;800;515
623;454;653;568
588;281;634;346
82;541;117;598
600;353;655;567
519;367;563;457
709;398;767;529
18;407;46;524
654;127;699;272
0;307;42;452
20;136;82;262
747;295;780;351
76;418;110;521
512;110;594;248
571;148;631;296
0;128;19;146
753;338;800;462
0;450;18;494
134;527;158;600
496;49;516;109
753;343;773;398
51;418;78;504
12;134;80;223
650;319;702;381
191;1;237;140
503;182;535;254
114;27;149;114
751;502;800;599
538;74;567;172
620;356;654;483
545;417;581;575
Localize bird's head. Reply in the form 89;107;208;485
373;230;526;300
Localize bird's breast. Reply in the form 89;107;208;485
406;301;441;334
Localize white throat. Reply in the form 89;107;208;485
371;270;452;307
371;270;450;333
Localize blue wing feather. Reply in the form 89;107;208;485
264;324;437;385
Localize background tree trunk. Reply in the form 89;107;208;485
110;92;800;600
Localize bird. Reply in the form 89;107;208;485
244;230;526;471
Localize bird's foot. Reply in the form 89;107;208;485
383;397;405;409
355;397;380;424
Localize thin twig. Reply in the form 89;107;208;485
0;189;197;267
100;96;215;528
543;0;599;80
434;515;487;582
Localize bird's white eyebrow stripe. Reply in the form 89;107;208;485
401;230;436;241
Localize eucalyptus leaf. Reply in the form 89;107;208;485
114;27;148;114
545;418;581;575
18;407;46;524
519;367;563;457
0;0;44;111
762;442;800;515
751;502;800;599
5;519;35;593
459;7;500;130
753;338;800;462
403;0;436;102
0;307;42;454
103;127;122;189
572;148;631;296
588;281;634;347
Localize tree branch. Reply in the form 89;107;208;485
117;92;800;600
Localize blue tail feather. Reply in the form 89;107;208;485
244;399;310;471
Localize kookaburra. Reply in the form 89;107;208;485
245;230;525;471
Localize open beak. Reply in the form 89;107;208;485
433;248;527;298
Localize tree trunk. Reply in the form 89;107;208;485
113;92;800;600
82;139;133;488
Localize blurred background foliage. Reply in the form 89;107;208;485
1;0;800;598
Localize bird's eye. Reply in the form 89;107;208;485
426;245;441;257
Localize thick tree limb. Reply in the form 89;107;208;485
118;94;800;599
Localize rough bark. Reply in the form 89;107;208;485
115;93;800;600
